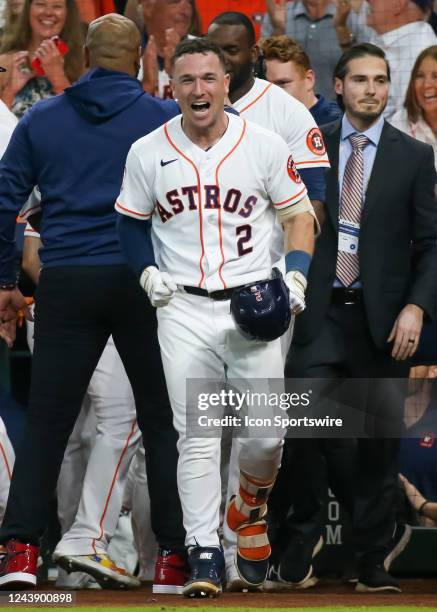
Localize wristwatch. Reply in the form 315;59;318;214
0;282;17;291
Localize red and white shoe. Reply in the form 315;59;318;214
0;539;39;590
153;548;190;594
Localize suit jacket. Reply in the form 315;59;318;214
293;119;437;349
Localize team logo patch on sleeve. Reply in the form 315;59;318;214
287;155;301;183
306;128;326;156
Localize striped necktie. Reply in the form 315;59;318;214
336;133;370;287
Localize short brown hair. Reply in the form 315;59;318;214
404;45;437;122
172;37;227;71
259;35;311;77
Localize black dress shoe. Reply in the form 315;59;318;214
356;565;401;593
277;534;323;588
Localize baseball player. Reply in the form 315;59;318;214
116;38;317;597
208;12;330;278
207;12;330;589
23;225;142;589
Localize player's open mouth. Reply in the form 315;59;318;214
191;102;210;114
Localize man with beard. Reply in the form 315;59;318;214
280;43;437;593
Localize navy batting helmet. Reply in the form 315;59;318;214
231;269;291;342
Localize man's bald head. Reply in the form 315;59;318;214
85;14;141;76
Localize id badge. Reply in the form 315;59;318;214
338;219;359;254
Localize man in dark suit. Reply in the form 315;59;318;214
273;43;437;593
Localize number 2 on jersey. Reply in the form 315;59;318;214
236;225;253;256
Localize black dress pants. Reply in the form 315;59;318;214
281;301;409;568
0;265;185;549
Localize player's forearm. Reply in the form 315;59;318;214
283;211;316;257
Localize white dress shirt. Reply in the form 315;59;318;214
380;21;437;119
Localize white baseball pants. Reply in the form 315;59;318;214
54;337;141;556
157;290;285;548
0;417;14;525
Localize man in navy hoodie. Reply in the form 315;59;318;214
0;13;187;592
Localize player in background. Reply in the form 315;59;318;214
116;37;318;597
208;12;330;234
207;12;331;589
22;226;142;590
208;12;329;360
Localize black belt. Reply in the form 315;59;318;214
183;285;243;301
331;287;363;306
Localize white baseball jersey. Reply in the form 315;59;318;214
233;78;331;171
116;113;308;292
233;79;329;266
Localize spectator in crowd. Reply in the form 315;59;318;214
333;0;376;49
260;35;342;125
140;0;200;98
0;14;186;591
391;45;437;168
0;0;25;44
399;367;437;526
262;0;352;99
281;42;437;593
195;0;265;37
367;0;437;118
123;0;142;31
75;0;115;24
0;0;84;117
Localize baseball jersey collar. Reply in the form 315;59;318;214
166;112;245;160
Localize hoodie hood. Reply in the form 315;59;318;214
65;67;145;124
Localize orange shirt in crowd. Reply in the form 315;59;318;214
196;0;266;38
75;0;115;24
